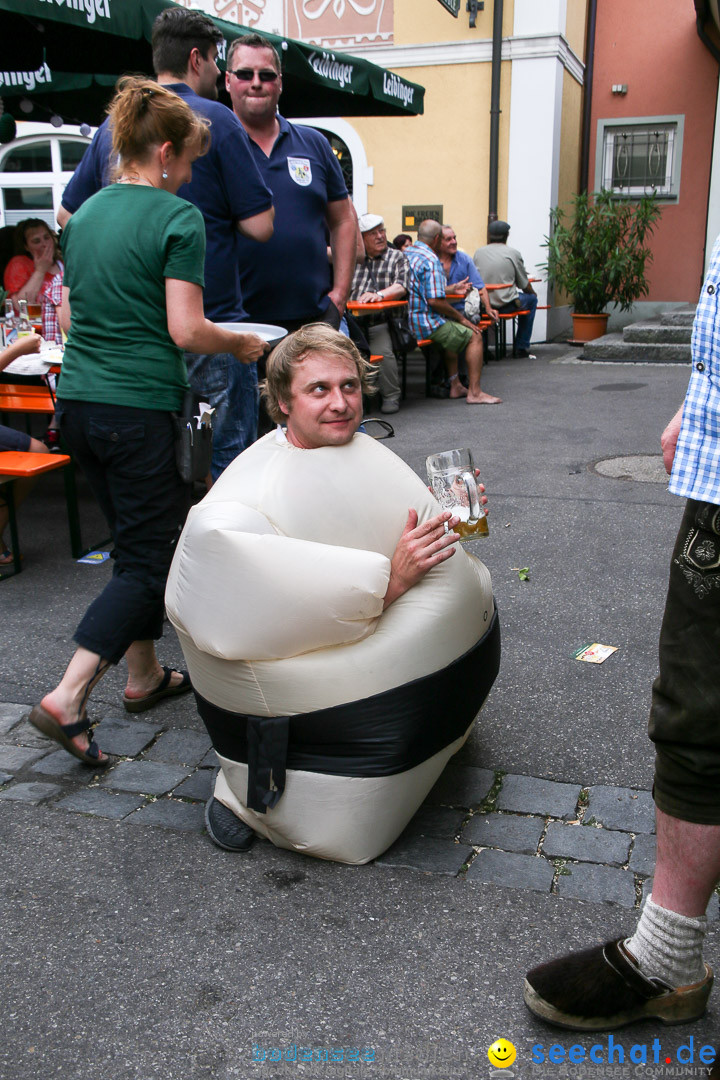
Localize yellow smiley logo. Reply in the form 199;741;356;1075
488;1039;517;1068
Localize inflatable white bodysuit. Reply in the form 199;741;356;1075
166;429;500;864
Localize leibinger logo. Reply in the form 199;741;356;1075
307;51;354;89
0;63;53;93
36;0;111;26
383;71;415;107
531;1035;717;1068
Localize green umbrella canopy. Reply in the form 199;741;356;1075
0;0;424;126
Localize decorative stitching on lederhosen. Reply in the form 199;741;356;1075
674;502;720;599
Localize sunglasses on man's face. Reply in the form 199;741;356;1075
229;68;279;83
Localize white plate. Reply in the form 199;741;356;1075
214;322;287;342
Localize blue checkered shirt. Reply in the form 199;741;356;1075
670;234;720;503
405;240;446;339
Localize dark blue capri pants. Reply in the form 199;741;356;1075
649;498;720;824
57;400;189;664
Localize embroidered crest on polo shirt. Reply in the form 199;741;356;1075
288;157;312;186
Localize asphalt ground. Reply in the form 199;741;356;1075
2;345;716;1080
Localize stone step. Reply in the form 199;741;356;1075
582;334;691;363
660;307;696;326
623;322;692;344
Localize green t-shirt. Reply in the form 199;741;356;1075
58;184;205;412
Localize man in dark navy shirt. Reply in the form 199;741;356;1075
58;9;275;480
226;33;359;333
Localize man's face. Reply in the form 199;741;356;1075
362;223;387;259
440;227;458;258
280;352;363;450
226;45;282;124
196;46;220;100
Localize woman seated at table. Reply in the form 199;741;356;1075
3;218;64;343
0;333;46;565
29;75;267;766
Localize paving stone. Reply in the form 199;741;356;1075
542;821;631;867
0;745;49;772
496;774;581;819
126;798;205;832
400;805;466;841
426;764;494;809
0;703;28;735
143;729;211;766
465;849;554;892
99;760;190;795
0;782;61;804
555;862;636;907
586;785;655;833
199;748;218;768
462;813;545;854
172;769;214;803
375;835;472;876
56;790;146;819
629;833;657;876
29;749;99;782
93;716;161;757
0;771;11;786
8;719;53;748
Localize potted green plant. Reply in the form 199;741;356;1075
542;189;661;342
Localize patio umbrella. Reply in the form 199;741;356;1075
0;0;424;127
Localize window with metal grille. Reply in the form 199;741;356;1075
597;117;683;200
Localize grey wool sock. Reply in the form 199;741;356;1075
626;896;708;988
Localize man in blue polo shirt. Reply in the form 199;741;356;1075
439;225;498;326
58;8;275;480
225;33;359;333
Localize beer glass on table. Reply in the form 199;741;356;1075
426;448;488;541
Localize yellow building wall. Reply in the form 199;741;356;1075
346;0;516;249
564;0;588;58
348;56;513;249
394;0;513;47
558;68;584;215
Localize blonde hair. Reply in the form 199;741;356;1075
108;76;210;173
262;323;375;424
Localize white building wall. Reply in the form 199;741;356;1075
506;0;571;343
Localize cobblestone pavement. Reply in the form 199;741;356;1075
2;699;717;919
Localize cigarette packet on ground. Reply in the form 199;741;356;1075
572;642;618;664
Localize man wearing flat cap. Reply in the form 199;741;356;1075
350;214;410;414
473;221;538;358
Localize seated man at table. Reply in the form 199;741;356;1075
165;324;500;863
473;220;538;358
439;225;498;327
406;220;501;404
350;213;410;415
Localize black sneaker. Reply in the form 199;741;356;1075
204;796;256;852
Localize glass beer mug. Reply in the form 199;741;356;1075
426;448;489;541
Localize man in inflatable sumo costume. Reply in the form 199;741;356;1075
165;325;500;864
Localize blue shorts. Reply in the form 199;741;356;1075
0;425;31;452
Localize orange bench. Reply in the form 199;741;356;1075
0;451;85;579
415;316;496;392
